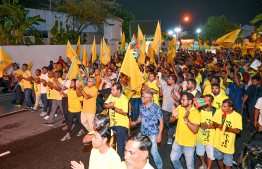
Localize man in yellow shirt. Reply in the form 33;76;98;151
213;99;242;168
79;77;98;132
43;71;54;119
212;83;228;109
19;64;33;109
43;71;63;126
203;76;226;96
142;72;160;106
31;69;43;112
196;95;217;169
104;83;129;159
169;93;201;169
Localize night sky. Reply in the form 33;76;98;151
115;0;262;32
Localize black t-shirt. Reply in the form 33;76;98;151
245;85;262;106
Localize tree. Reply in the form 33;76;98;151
55;0;119;38
202;15;231;40
250;13;262;32
0;0;46;45
110;7;135;42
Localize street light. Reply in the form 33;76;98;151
196;29;201;34
168;31;173;35
185;17;189;21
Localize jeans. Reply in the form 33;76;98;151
47;99;52;115
163;109;176;139
12;83;21;104
41;93;48;112
24;88;33;107
130;98;141;121
170;141;195;169
67;111;85;133
111;126;127;159
47;100;63;123
149;135;163;169
248;105;257;133
62;97;69;125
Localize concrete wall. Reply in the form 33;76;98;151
2;44;120;75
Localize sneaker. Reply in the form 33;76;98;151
77;130;85;137
40;112;47;117
61;120;66;125
25;107;33;110
44;115;49;120
62;125;68;130
198;166;207;169
61;135;71;141
30;109;37;112
43;122;53;127
167;138;173;145
39;107;44;110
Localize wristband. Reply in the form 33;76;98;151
112;107;115;111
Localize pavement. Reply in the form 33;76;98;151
0;93;252;169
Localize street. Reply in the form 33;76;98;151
0;94;251;169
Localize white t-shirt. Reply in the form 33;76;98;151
255;97;262;125
89;147;121;169
61;80;71;94
40;73;48;93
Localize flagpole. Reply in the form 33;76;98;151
226;30;241;60
163;42;171;60
61;56;76;91
1;47;30;77
136;34;146;60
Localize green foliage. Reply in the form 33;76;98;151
202;15;231;39
250;13;262;33
55;0;119;34
0;1;46;45
110;7;135;42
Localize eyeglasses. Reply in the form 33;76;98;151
141;96;150;99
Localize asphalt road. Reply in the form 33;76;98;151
0;94;252;169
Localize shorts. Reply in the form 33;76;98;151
196;142;215;160
213;148;233;166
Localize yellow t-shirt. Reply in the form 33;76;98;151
34;76;41;94
22;70;32;89
174;105;201;147
197;108;216;145
213;110;242;154
146;81;159;106
105;93;129;128
116;63;122;67
52;78;63;100
213;94;228;109
46;78;53;99
144;73;149;82
13;69;23;83
195;73;202;85
82;86;98;114
89;147;121;169
67;88;83;112
131;85;142;99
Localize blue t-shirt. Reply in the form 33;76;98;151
228;82;245;108
139;102;163;136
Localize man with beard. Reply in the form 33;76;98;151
185;79;202;98
170;93;201;169
158;74;181;144
212;83;228;110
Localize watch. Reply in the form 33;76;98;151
185;120;189;124
112;107;115;111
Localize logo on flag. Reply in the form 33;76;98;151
130;35;139;50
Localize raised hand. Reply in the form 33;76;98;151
172;106;179;117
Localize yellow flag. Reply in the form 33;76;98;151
75;37;81;57
107;45;111;61
100;38;109;65
67;56;84;86
151;21;162;53
216;29;240;44
184;42;192;49
67;41;81;64
91;38;97;63
82;46;88;67
120;32;125;50
0;47;13;78
167;37;177;64
138;37;146;66
120;45;145;90
218;43;232;48
28;61;33;70
198;37;203;48
242;40;247;56
147;46;157;67
204;41;210;49
137;26;143;42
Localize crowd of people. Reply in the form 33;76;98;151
3;48;262;169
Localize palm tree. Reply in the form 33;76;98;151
250;14;262;32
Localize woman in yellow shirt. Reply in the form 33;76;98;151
61;79;85;141
71;126;121;169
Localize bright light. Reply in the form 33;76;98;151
175;27;181;32
172;34;176;37
185;17;189;21
168;31;173;35
196;29;201;33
